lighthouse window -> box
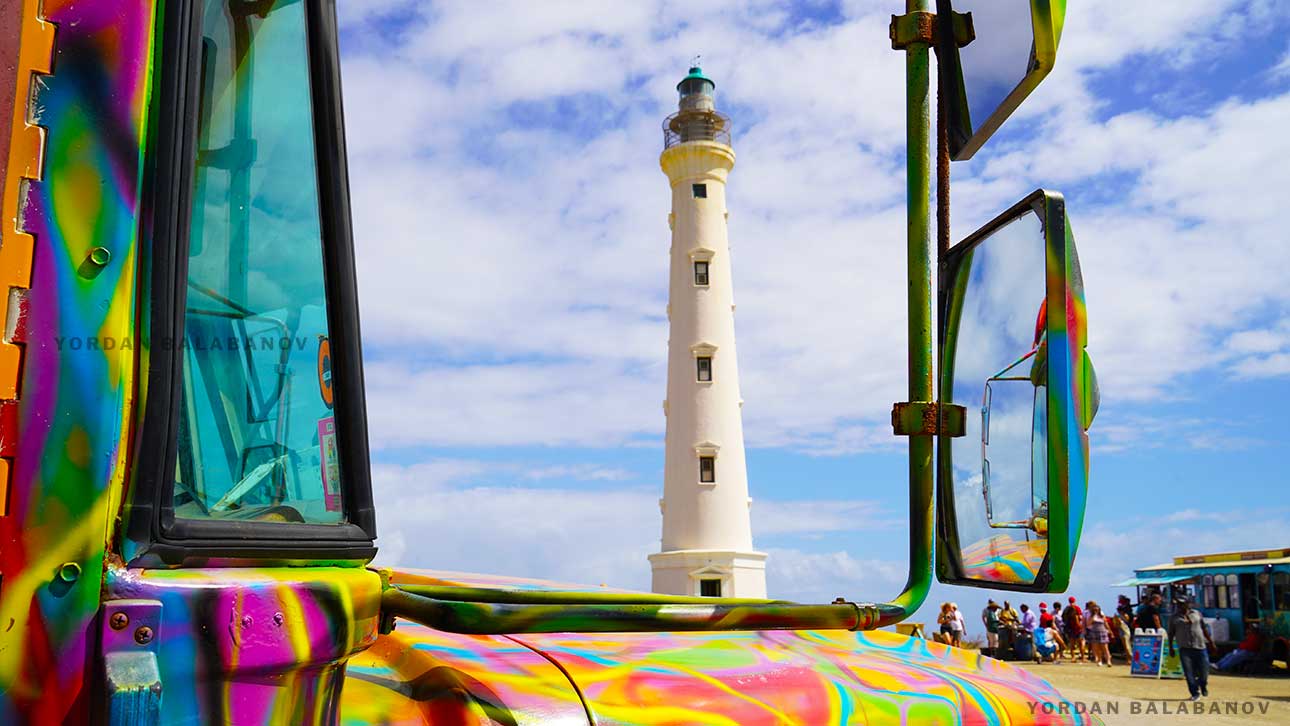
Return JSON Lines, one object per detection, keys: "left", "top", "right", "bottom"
{"left": 694, "top": 261, "right": 710, "bottom": 286}
{"left": 692, "top": 183, "right": 707, "bottom": 198}
{"left": 696, "top": 356, "right": 712, "bottom": 382}
{"left": 700, "top": 579, "right": 722, "bottom": 597}
{"left": 699, "top": 456, "right": 716, "bottom": 483}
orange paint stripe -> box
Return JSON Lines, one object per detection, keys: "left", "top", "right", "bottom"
{"left": 0, "top": 458, "right": 9, "bottom": 516}
{"left": 0, "top": 0, "right": 54, "bottom": 503}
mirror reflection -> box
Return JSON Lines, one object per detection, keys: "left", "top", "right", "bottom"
{"left": 948, "top": 209, "right": 1048, "bottom": 585}
{"left": 955, "top": 1, "right": 1037, "bottom": 140}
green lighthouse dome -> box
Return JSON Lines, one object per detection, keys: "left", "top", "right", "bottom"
{"left": 677, "top": 65, "right": 715, "bottom": 98}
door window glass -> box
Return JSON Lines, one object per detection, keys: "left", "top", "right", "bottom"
{"left": 174, "top": 0, "right": 343, "bottom": 525}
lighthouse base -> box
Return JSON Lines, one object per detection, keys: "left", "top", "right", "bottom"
{"left": 648, "top": 549, "right": 767, "bottom": 599}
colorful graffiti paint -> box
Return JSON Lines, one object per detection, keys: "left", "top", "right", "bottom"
{"left": 104, "top": 566, "right": 382, "bottom": 724}
{"left": 343, "top": 624, "right": 590, "bottom": 726}
{"left": 0, "top": 0, "right": 155, "bottom": 721}
{"left": 962, "top": 534, "right": 1047, "bottom": 585}
{"left": 343, "top": 570, "right": 1100, "bottom": 726}
{"left": 1044, "top": 191, "right": 1093, "bottom": 590}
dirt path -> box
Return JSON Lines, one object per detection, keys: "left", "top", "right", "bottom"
{"left": 1014, "top": 660, "right": 1290, "bottom": 725}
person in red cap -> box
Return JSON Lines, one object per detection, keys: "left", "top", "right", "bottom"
{"left": 1062, "top": 596, "right": 1085, "bottom": 661}
{"left": 1039, "top": 602, "right": 1053, "bottom": 629}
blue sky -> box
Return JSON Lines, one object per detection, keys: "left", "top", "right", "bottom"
{"left": 334, "top": 0, "right": 1290, "bottom": 631}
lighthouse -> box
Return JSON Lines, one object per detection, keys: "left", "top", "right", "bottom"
{"left": 648, "top": 66, "right": 767, "bottom": 598}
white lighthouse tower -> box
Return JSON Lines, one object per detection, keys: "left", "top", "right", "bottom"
{"left": 648, "top": 65, "right": 767, "bottom": 599}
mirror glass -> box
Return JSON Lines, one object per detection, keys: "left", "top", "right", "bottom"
{"left": 946, "top": 209, "right": 1048, "bottom": 585}
{"left": 957, "top": 1, "right": 1035, "bottom": 141}
{"left": 938, "top": 0, "right": 1063, "bottom": 160}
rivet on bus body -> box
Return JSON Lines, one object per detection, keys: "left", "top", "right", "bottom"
{"left": 56, "top": 562, "right": 81, "bottom": 583}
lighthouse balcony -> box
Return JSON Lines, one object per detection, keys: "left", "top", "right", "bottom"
{"left": 663, "top": 110, "right": 732, "bottom": 148}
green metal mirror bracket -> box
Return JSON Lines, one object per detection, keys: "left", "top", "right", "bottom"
{"left": 879, "top": 0, "right": 937, "bottom": 628}
{"left": 380, "top": 587, "right": 905, "bottom": 636}
{"left": 394, "top": 583, "right": 790, "bottom": 606}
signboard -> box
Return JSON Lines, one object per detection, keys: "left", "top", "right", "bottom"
{"left": 1130, "top": 628, "right": 1164, "bottom": 677}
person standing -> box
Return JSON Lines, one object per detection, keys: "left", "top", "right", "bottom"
{"left": 1063, "top": 596, "right": 1085, "bottom": 661}
{"left": 999, "top": 601, "right": 1019, "bottom": 659}
{"left": 1114, "top": 594, "right": 1135, "bottom": 654}
{"left": 1167, "top": 598, "right": 1215, "bottom": 701}
{"left": 982, "top": 601, "right": 1001, "bottom": 657}
{"left": 1001, "top": 601, "right": 1019, "bottom": 627}
{"left": 1020, "top": 603, "right": 1037, "bottom": 633}
{"left": 937, "top": 602, "right": 955, "bottom": 645}
{"left": 1084, "top": 601, "right": 1112, "bottom": 666}
{"left": 1136, "top": 592, "right": 1163, "bottom": 631}
{"left": 1016, "top": 604, "right": 1037, "bottom": 659}
{"left": 950, "top": 603, "right": 966, "bottom": 647}
{"left": 1039, "top": 602, "right": 1053, "bottom": 628}
{"left": 1116, "top": 594, "right": 1135, "bottom": 623}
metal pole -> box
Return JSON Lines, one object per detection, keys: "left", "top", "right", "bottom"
{"left": 396, "top": 584, "right": 789, "bottom": 607}
{"left": 878, "top": 0, "right": 935, "bottom": 628}
{"left": 381, "top": 588, "right": 893, "bottom": 635}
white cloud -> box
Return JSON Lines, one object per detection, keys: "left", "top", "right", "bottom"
{"left": 1224, "top": 319, "right": 1290, "bottom": 379}
{"left": 1090, "top": 413, "right": 1265, "bottom": 454}
{"left": 754, "top": 498, "right": 898, "bottom": 536}
{"left": 371, "top": 459, "right": 900, "bottom": 598}
{"left": 1070, "top": 508, "right": 1290, "bottom": 592}
{"left": 523, "top": 464, "right": 636, "bottom": 482}
{"left": 364, "top": 360, "right": 663, "bottom": 449}
{"left": 336, "top": 0, "right": 1290, "bottom": 463}
{"left": 765, "top": 548, "right": 906, "bottom": 603}
{"left": 1273, "top": 44, "right": 1290, "bottom": 79}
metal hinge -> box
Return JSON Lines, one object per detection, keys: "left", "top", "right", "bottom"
{"left": 891, "top": 401, "right": 966, "bottom": 437}
{"left": 101, "top": 600, "right": 163, "bottom": 726}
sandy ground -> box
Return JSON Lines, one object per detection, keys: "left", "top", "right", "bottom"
{"left": 1013, "top": 658, "right": 1290, "bottom": 726}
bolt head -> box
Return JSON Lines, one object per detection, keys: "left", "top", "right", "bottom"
{"left": 109, "top": 612, "right": 129, "bottom": 630}
{"left": 134, "top": 625, "right": 154, "bottom": 645}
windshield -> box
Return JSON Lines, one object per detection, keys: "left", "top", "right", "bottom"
{"left": 173, "top": 0, "right": 343, "bottom": 525}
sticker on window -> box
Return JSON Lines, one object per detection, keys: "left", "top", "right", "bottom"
{"left": 317, "top": 336, "right": 334, "bottom": 408}
{"left": 318, "top": 417, "right": 341, "bottom": 512}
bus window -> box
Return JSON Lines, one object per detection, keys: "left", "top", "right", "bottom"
{"left": 173, "top": 0, "right": 342, "bottom": 525}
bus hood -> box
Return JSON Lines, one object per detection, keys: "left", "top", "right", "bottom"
{"left": 342, "top": 569, "right": 1097, "bottom": 725}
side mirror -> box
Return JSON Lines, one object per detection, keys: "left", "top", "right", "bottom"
{"left": 936, "top": 189, "right": 1097, "bottom": 591}
{"left": 936, "top": 0, "right": 1065, "bottom": 160}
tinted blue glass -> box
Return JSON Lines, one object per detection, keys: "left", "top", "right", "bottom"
{"left": 174, "top": 0, "right": 343, "bottom": 524}
{"left": 955, "top": 2, "right": 1034, "bottom": 133}
{"left": 949, "top": 210, "right": 1047, "bottom": 584}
